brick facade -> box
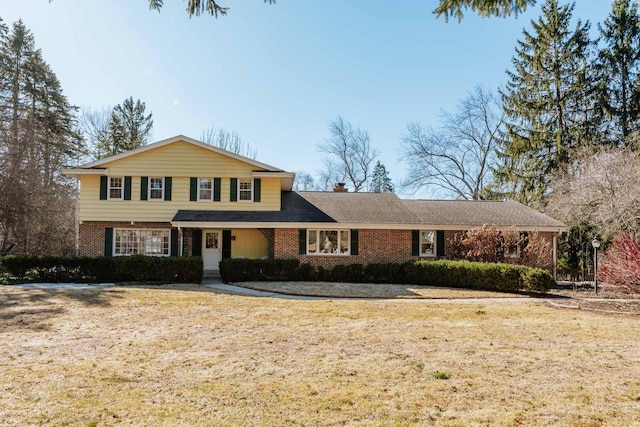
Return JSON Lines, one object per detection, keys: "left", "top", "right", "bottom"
{"left": 79, "top": 221, "right": 172, "bottom": 256}
{"left": 274, "top": 228, "right": 556, "bottom": 272}
{"left": 80, "top": 223, "right": 556, "bottom": 272}
{"left": 274, "top": 228, "right": 421, "bottom": 269}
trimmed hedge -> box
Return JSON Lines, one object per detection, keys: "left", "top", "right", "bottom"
{"left": 219, "top": 258, "right": 554, "bottom": 293}
{"left": 219, "top": 258, "right": 300, "bottom": 282}
{"left": 0, "top": 255, "right": 203, "bottom": 284}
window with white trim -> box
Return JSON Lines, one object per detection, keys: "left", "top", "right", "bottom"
{"left": 198, "top": 178, "right": 213, "bottom": 201}
{"left": 149, "top": 177, "right": 164, "bottom": 200}
{"left": 506, "top": 243, "right": 520, "bottom": 258}
{"left": 239, "top": 179, "right": 253, "bottom": 202}
{"left": 114, "top": 229, "right": 170, "bottom": 256}
{"left": 307, "top": 230, "right": 350, "bottom": 255}
{"left": 420, "top": 230, "right": 436, "bottom": 257}
{"left": 108, "top": 177, "right": 123, "bottom": 200}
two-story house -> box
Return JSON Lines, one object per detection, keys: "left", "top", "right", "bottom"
{"left": 63, "top": 135, "right": 565, "bottom": 274}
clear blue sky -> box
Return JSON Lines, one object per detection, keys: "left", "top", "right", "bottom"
{"left": 0, "top": 1, "right": 612, "bottom": 194}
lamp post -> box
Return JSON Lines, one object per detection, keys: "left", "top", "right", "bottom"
{"left": 592, "top": 238, "right": 601, "bottom": 294}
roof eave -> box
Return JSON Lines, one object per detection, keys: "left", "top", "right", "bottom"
{"left": 62, "top": 168, "right": 107, "bottom": 176}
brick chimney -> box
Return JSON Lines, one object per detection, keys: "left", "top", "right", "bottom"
{"left": 333, "top": 182, "right": 348, "bottom": 192}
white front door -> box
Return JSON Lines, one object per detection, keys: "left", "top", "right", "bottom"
{"left": 203, "top": 230, "right": 222, "bottom": 270}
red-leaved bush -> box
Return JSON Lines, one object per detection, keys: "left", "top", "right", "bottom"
{"left": 600, "top": 234, "right": 640, "bottom": 292}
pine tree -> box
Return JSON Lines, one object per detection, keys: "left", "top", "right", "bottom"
{"left": 598, "top": 0, "right": 640, "bottom": 147}
{"left": 496, "top": 0, "right": 599, "bottom": 204}
{"left": 103, "top": 96, "right": 153, "bottom": 155}
{"left": 0, "top": 19, "right": 82, "bottom": 254}
{"left": 370, "top": 160, "right": 394, "bottom": 193}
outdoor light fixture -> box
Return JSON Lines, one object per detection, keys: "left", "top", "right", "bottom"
{"left": 592, "top": 238, "right": 601, "bottom": 294}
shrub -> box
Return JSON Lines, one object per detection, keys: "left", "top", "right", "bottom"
{"left": 0, "top": 255, "right": 202, "bottom": 284}
{"left": 328, "top": 263, "right": 365, "bottom": 283}
{"left": 363, "top": 263, "right": 407, "bottom": 283}
{"left": 114, "top": 254, "right": 156, "bottom": 281}
{"left": 219, "top": 258, "right": 300, "bottom": 282}
{"left": 600, "top": 234, "right": 640, "bottom": 292}
{"left": 155, "top": 256, "right": 203, "bottom": 283}
{"left": 219, "top": 258, "right": 553, "bottom": 293}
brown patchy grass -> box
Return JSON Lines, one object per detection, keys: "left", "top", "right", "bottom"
{"left": 237, "top": 281, "right": 529, "bottom": 299}
{"left": 1, "top": 285, "right": 639, "bottom": 426}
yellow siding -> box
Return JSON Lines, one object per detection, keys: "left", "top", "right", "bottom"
{"left": 231, "top": 229, "right": 268, "bottom": 259}
{"left": 101, "top": 140, "right": 262, "bottom": 177}
{"left": 77, "top": 140, "right": 282, "bottom": 222}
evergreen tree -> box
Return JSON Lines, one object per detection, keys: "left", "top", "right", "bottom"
{"left": 370, "top": 160, "right": 394, "bottom": 193}
{"left": 434, "top": 0, "right": 536, "bottom": 21}
{"left": 0, "top": 19, "right": 82, "bottom": 254}
{"left": 104, "top": 96, "right": 153, "bottom": 155}
{"left": 598, "top": 0, "right": 640, "bottom": 147}
{"left": 496, "top": 0, "right": 599, "bottom": 204}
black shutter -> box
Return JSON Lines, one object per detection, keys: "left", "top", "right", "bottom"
{"left": 412, "top": 230, "right": 420, "bottom": 256}
{"left": 222, "top": 230, "right": 232, "bottom": 259}
{"left": 298, "top": 229, "right": 307, "bottom": 254}
{"left": 192, "top": 230, "right": 202, "bottom": 256}
{"left": 164, "top": 177, "right": 172, "bottom": 201}
{"left": 350, "top": 229, "right": 359, "bottom": 255}
{"left": 140, "top": 177, "right": 148, "bottom": 200}
{"left": 124, "top": 176, "right": 132, "bottom": 200}
{"left": 190, "top": 177, "right": 197, "bottom": 201}
{"left": 214, "top": 178, "right": 221, "bottom": 202}
{"left": 170, "top": 228, "right": 178, "bottom": 256}
{"left": 230, "top": 178, "right": 238, "bottom": 202}
{"left": 104, "top": 227, "right": 113, "bottom": 256}
{"left": 254, "top": 178, "right": 261, "bottom": 202}
{"left": 100, "top": 176, "right": 108, "bottom": 200}
{"left": 437, "top": 230, "right": 445, "bottom": 257}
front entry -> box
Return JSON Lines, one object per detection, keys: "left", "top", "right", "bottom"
{"left": 203, "top": 230, "right": 222, "bottom": 270}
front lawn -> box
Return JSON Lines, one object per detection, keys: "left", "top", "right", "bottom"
{"left": 0, "top": 285, "right": 638, "bottom": 425}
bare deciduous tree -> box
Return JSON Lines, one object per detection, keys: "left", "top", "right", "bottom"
{"left": 546, "top": 147, "right": 640, "bottom": 238}
{"left": 400, "top": 85, "right": 502, "bottom": 199}
{"left": 293, "top": 171, "right": 316, "bottom": 191}
{"left": 80, "top": 106, "right": 112, "bottom": 161}
{"left": 201, "top": 126, "right": 257, "bottom": 159}
{"left": 317, "top": 116, "right": 378, "bottom": 192}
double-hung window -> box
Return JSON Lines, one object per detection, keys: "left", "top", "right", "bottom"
{"left": 198, "top": 178, "right": 213, "bottom": 201}
{"left": 239, "top": 179, "right": 253, "bottom": 202}
{"left": 307, "top": 230, "right": 350, "bottom": 255}
{"left": 108, "top": 177, "right": 123, "bottom": 200}
{"left": 149, "top": 177, "right": 164, "bottom": 200}
{"left": 113, "top": 228, "right": 170, "bottom": 256}
{"left": 420, "top": 230, "right": 436, "bottom": 257}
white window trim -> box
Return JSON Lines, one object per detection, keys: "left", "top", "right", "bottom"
{"left": 238, "top": 179, "right": 253, "bottom": 203}
{"left": 197, "top": 178, "right": 215, "bottom": 202}
{"left": 113, "top": 228, "right": 171, "bottom": 257}
{"left": 107, "top": 177, "right": 124, "bottom": 200}
{"left": 506, "top": 244, "right": 521, "bottom": 259}
{"left": 148, "top": 177, "right": 165, "bottom": 201}
{"left": 306, "top": 229, "right": 351, "bottom": 256}
{"left": 420, "top": 230, "right": 437, "bottom": 257}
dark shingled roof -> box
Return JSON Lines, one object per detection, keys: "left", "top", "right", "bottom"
{"left": 172, "top": 191, "right": 565, "bottom": 230}
{"left": 402, "top": 200, "right": 565, "bottom": 228}
{"left": 172, "top": 191, "right": 336, "bottom": 223}
{"left": 296, "top": 191, "right": 422, "bottom": 224}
